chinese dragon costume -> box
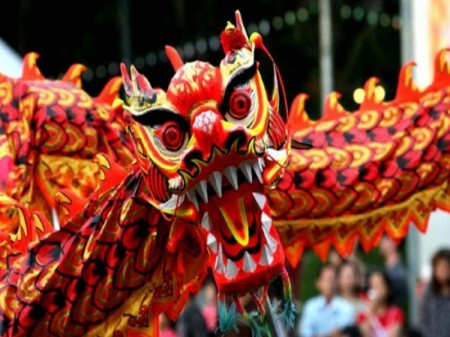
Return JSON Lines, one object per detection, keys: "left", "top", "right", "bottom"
{"left": 0, "top": 9, "right": 449, "bottom": 337}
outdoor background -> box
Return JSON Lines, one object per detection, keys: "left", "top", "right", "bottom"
{"left": 0, "top": 0, "right": 401, "bottom": 115}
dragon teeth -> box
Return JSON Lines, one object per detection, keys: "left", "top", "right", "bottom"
{"left": 259, "top": 245, "right": 274, "bottom": 266}
{"left": 186, "top": 189, "right": 199, "bottom": 211}
{"left": 263, "top": 227, "right": 278, "bottom": 252}
{"left": 253, "top": 192, "right": 266, "bottom": 210}
{"left": 258, "top": 157, "right": 265, "bottom": 170}
{"left": 195, "top": 180, "right": 208, "bottom": 203}
{"left": 239, "top": 161, "right": 253, "bottom": 183}
{"left": 215, "top": 244, "right": 226, "bottom": 274}
{"left": 185, "top": 158, "right": 265, "bottom": 206}
{"left": 261, "top": 212, "right": 271, "bottom": 231}
{"left": 252, "top": 161, "right": 263, "bottom": 183}
{"left": 202, "top": 212, "right": 212, "bottom": 231}
{"left": 224, "top": 166, "right": 239, "bottom": 190}
{"left": 208, "top": 171, "right": 223, "bottom": 197}
{"left": 225, "top": 260, "right": 239, "bottom": 279}
{"left": 243, "top": 252, "right": 257, "bottom": 273}
{"left": 207, "top": 232, "right": 217, "bottom": 253}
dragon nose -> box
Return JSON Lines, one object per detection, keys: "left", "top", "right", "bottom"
{"left": 193, "top": 110, "right": 219, "bottom": 133}
{"left": 191, "top": 110, "right": 226, "bottom": 148}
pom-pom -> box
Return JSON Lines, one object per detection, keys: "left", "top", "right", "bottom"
{"left": 220, "top": 22, "right": 248, "bottom": 53}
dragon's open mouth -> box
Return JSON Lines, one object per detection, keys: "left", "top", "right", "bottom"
{"left": 165, "top": 156, "right": 285, "bottom": 295}
{"left": 160, "top": 149, "right": 295, "bottom": 330}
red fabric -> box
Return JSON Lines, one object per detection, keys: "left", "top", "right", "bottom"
{"left": 357, "top": 305, "right": 405, "bottom": 330}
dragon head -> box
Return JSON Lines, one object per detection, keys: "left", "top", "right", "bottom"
{"left": 121, "top": 10, "right": 295, "bottom": 332}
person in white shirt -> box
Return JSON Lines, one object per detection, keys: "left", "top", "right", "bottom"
{"left": 299, "top": 263, "right": 357, "bottom": 337}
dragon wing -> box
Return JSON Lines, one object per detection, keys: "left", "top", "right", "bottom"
{"left": 271, "top": 48, "right": 450, "bottom": 267}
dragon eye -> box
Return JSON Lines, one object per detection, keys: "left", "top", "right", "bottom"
{"left": 158, "top": 121, "right": 185, "bottom": 151}
{"left": 229, "top": 90, "right": 251, "bottom": 119}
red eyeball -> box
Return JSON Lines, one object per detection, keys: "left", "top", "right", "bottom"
{"left": 229, "top": 90, "right": 251, "bottom": 119}
{"left": 157, "top": 121, "right": 184, "bottom": 151}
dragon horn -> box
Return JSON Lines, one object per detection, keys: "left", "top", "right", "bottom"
{"left": 136, "top": 73, "right": 154, "bottom": 102}
{"left": 120, "top": 63, "right": 156, "bottom": 111}
{"left": 120, "top": 63, "right": 134, "bottom": 97}
{"left": 165, "top": 45, "right": 184, "bottom": 72}
{"left": 130, "top": 65, "right": 139, "bottom": 82}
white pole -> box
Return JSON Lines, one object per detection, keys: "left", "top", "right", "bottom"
{"left": 319, "top": 0, "right": 333, "bottom": 114}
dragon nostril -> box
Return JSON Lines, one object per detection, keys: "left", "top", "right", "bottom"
{"left": 225, "top": 130, "right": 248, "bottom": 150}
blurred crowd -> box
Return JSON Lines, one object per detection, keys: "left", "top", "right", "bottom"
{"left": 296, "top": 236, "right": 450, "bottom": 337}
{"left": 158, "top": 236, "right": 450, "bottom": 337}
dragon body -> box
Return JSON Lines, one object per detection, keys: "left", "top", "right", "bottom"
{"left": 0, "top": 54, "right": 134, "bottom": 248}
{"left": 0, "top": 10, "right": 449, "bottom": 337}
{"left": 275, "top": 57, "right": 450, "bottom": 266}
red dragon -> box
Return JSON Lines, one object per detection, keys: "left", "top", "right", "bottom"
{"left": 0, "top": 9, "right": 449, "bottom": 337}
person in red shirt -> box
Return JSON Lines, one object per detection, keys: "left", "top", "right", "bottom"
{"left": 357, "top": 269, "right": 405, "bottom": 337}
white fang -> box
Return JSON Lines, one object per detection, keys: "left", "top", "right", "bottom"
{"left": 202, "top": 212, "right": 212, "bottom": 231}
{"left": 263, "top": 227, "right": 278, "bottom": 252}
{"left": 224, "top": 166, "right": 239, "bottom": 190}
{"left": 259, "top": 245, "right": 274, "bottom": 266}
{"left": 195, "top": 180, "right": 208, "bottom": 203}
{"left": 225, "top": 260, "right": 239, "bottom": 279}
{"left": 243, "top": 252, "right": 257, "bottom": 273}
{"left": 215, "top": 244, "right": 226, "bottom": 274}
{"left": 261, "top": 212, "right": 272, "bottom": 231}
{"left": 252, "top": 192, "right": 266, "bottom": 209}
{"left": 208, "top": 171, "right": 223, "bottom": 197}
{"left": 239, "top": 161, "right": 253, "bottom": 183}
{"left": 187, "top": 188, "right": 199, "bottom": 211}
{"left": 207, "top": 233, "right": 217, "bottom": 253}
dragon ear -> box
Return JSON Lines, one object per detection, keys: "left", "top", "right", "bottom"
{"left": 120, "top": 63, "right": 156, "bottom": 115}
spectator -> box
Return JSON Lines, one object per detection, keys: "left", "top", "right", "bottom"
{"left": 357, "top": 269, "right": 404, "bottom": 337}
{"left": 328, "top": 249, "right": 345, "bottom": 269}
{"left": 337, "top": 260, "right": 367, "bottom": 317}
{"left": 298, "top": 263, "right": 356, "bottom": 337}
{"left": 200, "top": 279, "right": 218, "bottom": 337}
{"left": 159, "top": 312, "right": 179, "bottom": 337}
{"left": 176, "top": 294, "right": 210, "bottom": 337}
{"left": 378, "top": 235, "right": 408, "bottom": 309}
{"left": 415, "top": 248, "right": 450, "bottom": 337}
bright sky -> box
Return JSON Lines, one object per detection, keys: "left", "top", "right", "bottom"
{"left": 0, "top": 38, "right": 22, "bottom": 78}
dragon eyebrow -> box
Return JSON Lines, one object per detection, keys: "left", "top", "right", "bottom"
{"left": 131, "top": 108, "right": 189, "bottom": 131}
{"left": 220, "top": 63, "right": 257, "bottom": 113}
